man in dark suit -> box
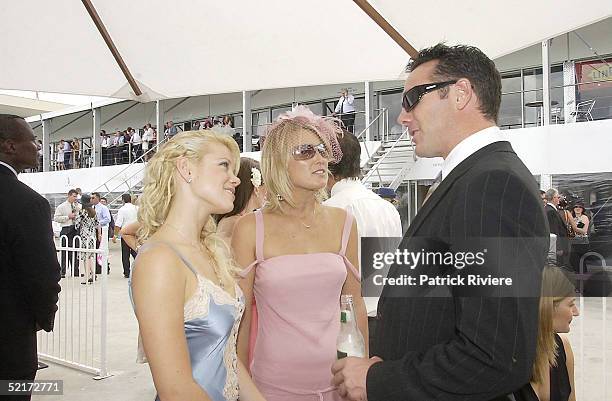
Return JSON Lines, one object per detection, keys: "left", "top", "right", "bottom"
{"left": 0, "top": 115, "right": 61, "bottom": 399}
{"left": 544, "top": 188, "right": 569, "bottom": 267}
{"left": 332, "top": 44, "right": 549, "bottom": 401}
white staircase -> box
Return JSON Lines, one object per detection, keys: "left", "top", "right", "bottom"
{"left": 362, "top": 132, "right": 415, "bottom": 189}
{"left": 93, "top": 139, "right": 169, "bottom": 216}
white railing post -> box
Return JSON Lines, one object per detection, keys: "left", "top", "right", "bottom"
{"left": 95, "top": 226, "right": 111, "bottom": 379}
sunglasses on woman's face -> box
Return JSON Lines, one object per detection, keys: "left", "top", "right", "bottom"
{"left": 401, "top": 80, "right": 457, "bottom": 112}
{"left": 292, "top": 143, "right": 329, "bottom": 161}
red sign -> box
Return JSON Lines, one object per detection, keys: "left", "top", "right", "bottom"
{"left": 576, "top": 59, "right": 612, "bottom": 90}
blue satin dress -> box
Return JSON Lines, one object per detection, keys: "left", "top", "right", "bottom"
{"left": 130, "top": 243, "right": 244, "bottom": 401}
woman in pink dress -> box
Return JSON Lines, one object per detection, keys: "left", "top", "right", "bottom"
{"left": 233, "top": 106, "right": 368, "bottom": 401}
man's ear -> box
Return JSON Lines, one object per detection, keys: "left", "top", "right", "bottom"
{"left": 0, "top": 138, "right": 16, "bottom": 155}
{"left": 453, "top": 78, "right": 473, "bottom": 111}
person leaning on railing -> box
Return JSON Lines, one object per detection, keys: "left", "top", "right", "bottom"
{"left": 72, "top": 137, "right": 81, "bottom": 168}
{"left": 100, "top": 131, "right": 109, "bottom": 166}
{"left": 143, "top": 124, "right": 155, "bottom": 161}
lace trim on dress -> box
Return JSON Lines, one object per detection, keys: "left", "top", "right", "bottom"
{"left": 222, "top": 289, "right": 244, "bottom": 401}
{"left": 183, "top": 276, "right": 242, "bottom": 320}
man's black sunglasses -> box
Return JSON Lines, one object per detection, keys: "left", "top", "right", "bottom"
{"left": 401, "top": 80, "right": 457, "bottom": 111}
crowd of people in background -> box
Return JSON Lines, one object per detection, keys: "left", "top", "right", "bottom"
{"left": 543, "top": 188, "right": 594, "bottom": 274}
{"left": 100, "top": 124, "right": 156, "bottom": 166}
{"left": 37, "top": 115, "right": 239, "bottom": 172}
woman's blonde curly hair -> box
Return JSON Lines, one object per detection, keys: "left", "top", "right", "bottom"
{"left": 137, "top": 130, "right": 241, "bottom": 283}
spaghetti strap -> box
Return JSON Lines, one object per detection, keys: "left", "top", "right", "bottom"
{"left": 140, "top": 241, "right": 199, "bottom": 278}
{"left": 339, "top": 210, "right": 354, "bottom": 256}
{"left": 238, "top": 260, "right": 257, "bottom": 278}
{"left": 255, "top": 210, "right": 265, "bottom": 262}
{"left": 239, "top": 211, "right": 264, "bottom": 278}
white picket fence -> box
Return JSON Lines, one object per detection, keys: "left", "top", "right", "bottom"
{"left": 37, "top": 227, "right": 111, "bottom": 379}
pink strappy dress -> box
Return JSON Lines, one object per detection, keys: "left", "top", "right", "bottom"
{"left": 240, "top": 209, "right": 360, "bottom": 401}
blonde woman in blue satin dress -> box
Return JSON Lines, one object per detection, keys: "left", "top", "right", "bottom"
{"left": 130, "top": 130, "right": 266, "bottom": 401}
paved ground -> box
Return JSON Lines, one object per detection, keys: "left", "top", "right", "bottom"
{"left": 33, "top": 243, "right": 612, "bottom": 400}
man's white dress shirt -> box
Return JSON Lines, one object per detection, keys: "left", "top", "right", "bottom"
{"left": 53, "top": 201, "right": 80, "bottom": 227}
{"left": 324, "top": 178, "right": 402, "bottom": 316}
{"left": 440, "top": 125, "right": 507, "bottom": 182}
{"left": 0, "top": 161, "right": 18, "bottom": 176}
{"left": 115, "top": 203, "right": 138, "bottom": 229}
{"left": 334, "top": 94, "right": 355, "bottom": 114}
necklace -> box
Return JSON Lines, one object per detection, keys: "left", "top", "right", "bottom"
{"left": 298, "top": 206, "right": 318, "bottom": 229}
{"left": 165, "top": 222, "right": 225, "bottom": 289}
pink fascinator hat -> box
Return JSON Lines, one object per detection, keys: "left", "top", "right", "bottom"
{"left": 263, "top": 105, "right": 343, "bottom": 164}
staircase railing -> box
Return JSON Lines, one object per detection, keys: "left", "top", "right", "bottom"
{"left": 354, "top": 108, "right": 388, "bottom": 183}
{"left": 388, "top": 135, "right": 416, "bottom": 190}
{"left": 93, "top": 137, "right": 170, "bottom": 207}
{"left": 362, "top": 127, "right": 410, "bottom": 186}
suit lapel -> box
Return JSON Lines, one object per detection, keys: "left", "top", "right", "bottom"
{"left": 406, "top": 141, "right": 515, "bottom": 237}
{"left": 382, "top": 141, "right": 516, "bottom": 298}
{"left": 546, "top": 204, "right": 567, "bottom": 231}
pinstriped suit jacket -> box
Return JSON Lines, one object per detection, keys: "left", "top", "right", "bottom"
{"left": 366, "top": 141, "right": 550, "bottom": 401}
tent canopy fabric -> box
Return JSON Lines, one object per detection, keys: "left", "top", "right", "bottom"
{"left": 0, "top": 94, "right": 68, "bottom": 118}
{"left": 1, "top": 1, "right": 611, "bottom": 101}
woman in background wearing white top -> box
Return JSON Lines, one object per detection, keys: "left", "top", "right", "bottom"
{"left": 130, "top": 127, "right": 142, "bottom": 161}
{"left": 56, "top": 140, "right": 64, "bottom": 170}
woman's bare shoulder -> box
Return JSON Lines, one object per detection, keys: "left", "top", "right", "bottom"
{"left": 133, "top": 240, "right": 187, "bottom": 284}
{"left": 321, "top": 205, "right": 348, "bottom": 223}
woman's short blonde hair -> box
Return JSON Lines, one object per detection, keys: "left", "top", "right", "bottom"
{"left": 531, "top": 265, "right": 576, "bottom": 384}
{"left": 137, "top": 130, "right": 240, "bottom": 281}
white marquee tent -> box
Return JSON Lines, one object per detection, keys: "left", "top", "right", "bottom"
{"left": 0, "top": 94, "right": 68, "bottom": 117}
{"left": 1, "top": 0, "right": 611, "bottom": 101}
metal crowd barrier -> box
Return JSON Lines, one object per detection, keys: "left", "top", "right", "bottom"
{"left": 37, "top": 227, "right": 111, "bottom": 380}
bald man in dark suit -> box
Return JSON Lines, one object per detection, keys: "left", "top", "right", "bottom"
{"left": 0, "top": 115, "right": 61, "bottom": 400}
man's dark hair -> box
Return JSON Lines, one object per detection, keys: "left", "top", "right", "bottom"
{"left": 328, "top": 130, "right": 361, "bottom": 179}
{"left": 100, "top": 197, "right": 108, "bottom": 202}
{"left": 68, "top": 189, "right": 78, "bottom": 196}
{"left": 407, "top": 44, "right": 502, "bottom": 122}
{"left": 122, "top": 193, "right": 132, "bottom": 203}
{"left": 0, "top": 114, "right": 25, "bottom": 142}
{"left": 91, "top": 192, "right": 101, "bottom": 199}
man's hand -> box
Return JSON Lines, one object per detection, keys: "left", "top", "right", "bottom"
{"left": 68, "top": 212, "right": 76, "bottom": 219}
{"left": 331, "top": 356, "right": 382, "bottom": 401}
